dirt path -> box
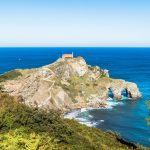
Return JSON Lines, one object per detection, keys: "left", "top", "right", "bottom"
{"left": 41, "top": 68, "right": 55, "bottom": 107}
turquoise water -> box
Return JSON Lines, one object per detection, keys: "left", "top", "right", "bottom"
{"left": 0, "top": 47, "right": 150, "bottom": 147}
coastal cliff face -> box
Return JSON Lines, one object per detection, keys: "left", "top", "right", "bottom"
{"left": 0, "top": 57, "right": 141, "bottom": 112}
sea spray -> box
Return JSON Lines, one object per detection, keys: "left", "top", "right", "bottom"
{"left": 64, "top": 100, "right": 124, "bottom": 127}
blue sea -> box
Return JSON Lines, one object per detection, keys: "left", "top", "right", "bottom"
{"left": 0, "top": 47, "right": 150, "bottom": 147}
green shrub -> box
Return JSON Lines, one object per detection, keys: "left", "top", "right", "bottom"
{"left": 0, "top": 70, "right": 22, "bottom": 82}
{"left": 0, "top": 92, "right": 147, "bottom": 150}
{"left": 0, "top": 128, "right": 58, "bottom": 150}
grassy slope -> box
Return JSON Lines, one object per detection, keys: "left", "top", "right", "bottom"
{"left": 0, "top": 70, "right": 22, "bottom": 82}
{"left": 0, "top": 91, "right": 147, "bottom": 150}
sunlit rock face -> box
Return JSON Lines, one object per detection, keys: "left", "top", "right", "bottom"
{"left": 110, "top": 80, "right": 125, "bottom": 100}
{"left": 67, "top": 57, "right": 88, "bottom": 77}
{"left": 0, "top": 57, "right": 141, "bottom": 112}
{"left": 125, "top": 82, "right": 141, "bottom": 99}
{"left": 108, "top": 80, "right": 141, "bottom": 100}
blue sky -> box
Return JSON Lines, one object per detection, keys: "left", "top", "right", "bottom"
{"left": 0, "top": 0, "right": 150, "bottom": 47}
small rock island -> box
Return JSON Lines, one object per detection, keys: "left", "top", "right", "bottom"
{"left": 0, "top": 56, "right": 141, "bottom": 113}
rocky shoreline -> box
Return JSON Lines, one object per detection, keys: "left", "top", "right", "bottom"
{"left": 0, "top": 57, "right": 141, "bottom": 113}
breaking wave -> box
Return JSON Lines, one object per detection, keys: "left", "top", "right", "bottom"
{"left": 64, "top": 99, "right": 124, "bottom": 127}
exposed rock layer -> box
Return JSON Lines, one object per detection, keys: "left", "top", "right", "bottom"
{"left": 0, "top": 57, "right": 141, "bottom": 112}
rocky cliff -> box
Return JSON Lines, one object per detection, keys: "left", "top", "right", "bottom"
{"left": 0, "top": 57, "right": 141, "bottom": 112}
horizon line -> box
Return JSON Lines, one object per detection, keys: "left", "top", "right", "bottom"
{"left": 0, "top": 46, "right": 150, "bottom": 48}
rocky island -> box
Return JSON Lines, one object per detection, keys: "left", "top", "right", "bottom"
{"left": 0, "top": 56, "right": 141, "bottom": 113}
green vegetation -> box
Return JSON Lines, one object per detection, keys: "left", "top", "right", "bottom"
{"left": 0, "top": 70, "right": 22, "bottom": 82}
{"left": 64, "top": 75, "right": 112, "bottom": 102}
{"left": 0, "top": 128, "right": 58, "bottom": 150}
{"left": 65, "top": 74, "right": 97, "bottom": 101}
{"left": 0, "top": 91, "right": 147, "bottom": 150}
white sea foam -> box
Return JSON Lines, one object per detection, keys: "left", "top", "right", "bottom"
{"left": 107, "top": 97, "right": 113, "bottom": 101}
{"left": 105, "top": 100, "right": 123, "bottom": 109}
{"left": 80, "top": 121, "right": 98, "bottom": 127}
{"left": 64, "top": 109, "right": 98, "bottom": 127}
{"left": 64, "top": 110, "right": 80, "bottom": 119}
{"left": 81, "top": 108, "right": 87, "bottom": 112}
{"left": 64, "top": 99, "right": 124, "bottom": 127}
{"left": 121, "top": 95, "right": 128, "bottom": 100}
{"left": 100, "top": 120, "right": 104, "bottom": 122}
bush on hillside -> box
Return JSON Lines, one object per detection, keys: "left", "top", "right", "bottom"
{"left": 0, "top": 91, "right": 146, "bottom": 150}
{"left": 0, "top": 70, "right": 22, "bottom": 82}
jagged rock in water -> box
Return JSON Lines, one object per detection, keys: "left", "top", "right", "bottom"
{"left": 110, "top": 80, "right": 126, "bottom": 100}
{"left": 0, "top": 57, "right": 141, "bottom": 112}
{"left": 126, "top": 82, "right": 141, "bottom": 99}
{"left": 109, "top": 80, "right": 141, "bottom": 100}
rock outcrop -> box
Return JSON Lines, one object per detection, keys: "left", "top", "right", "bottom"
{"left": 126, "top": 82, "right": 141, "bottom": 99}
{"left": 0, "top": 57, "right": 141, "bottom": 112}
